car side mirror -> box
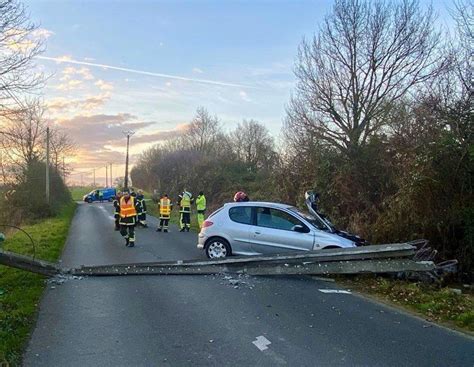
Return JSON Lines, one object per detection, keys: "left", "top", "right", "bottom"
{"left": 292, "top": 225, "right": 309, "bottom": 233}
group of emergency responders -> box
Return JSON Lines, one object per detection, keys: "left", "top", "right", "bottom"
{"left": 112, "top": 188, "right": 208, "bottom": 247}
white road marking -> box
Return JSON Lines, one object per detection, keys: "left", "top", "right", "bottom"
{"left": 98, "top": 205, "right": 115, "bottom": 221}
{"left": 252, "top": 336, "right": 271, "bottom": 351}
{"left": 318, "top": 289, "right": 352, "bottom": 294}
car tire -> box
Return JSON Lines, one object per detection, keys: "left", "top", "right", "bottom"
{"left": 86, "top": 198, "right": 93, "bottom": 204}
{"left": 108, "top": 197, "right": 114, "bottom": 202}
{"left": 205, "top": 237, "right": 231, "bottom": 259}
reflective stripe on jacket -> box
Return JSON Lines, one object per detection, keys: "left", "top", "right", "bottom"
{"left": 160, "top": 198, "right": 171, "bottom": 217}
{"left": 180, "top": 192, "right": 192, "bottom": 211}
{"left": 120, "top": 197, "right": 137, "bottom": 218}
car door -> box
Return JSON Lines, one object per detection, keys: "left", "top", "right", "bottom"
{"left": 226, "top": 206, "right": 254, "bottom": 254}
{"left": 250, "top": 207, "right": 315, "bottom": 254}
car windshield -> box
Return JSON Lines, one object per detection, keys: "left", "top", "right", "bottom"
{"left": 288, "top": 207, "right": 330, "bottom": 231}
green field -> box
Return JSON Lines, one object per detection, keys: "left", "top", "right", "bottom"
{"left": 0, "top": 203, "right": 76, "bottom": 366}
{"left": 69, "top": 186, "right": 95, "bottom": 201}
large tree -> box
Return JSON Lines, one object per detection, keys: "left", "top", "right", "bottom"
{"left": 0, "top": 0, "right": 44, "bottom": 112}
{"left": 286, "top": 0, "right": 444, "bottom": 157}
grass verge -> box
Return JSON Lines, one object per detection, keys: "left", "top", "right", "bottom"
{"left": 69, "top": 186, "right": 95, "bottom": 201}
{"left": 340, "top": 275, "right": 473, "bottom": 334}
{"left": 147, "top": 199, "right": 200, "bottom": 231}
{"left": 0, "top": 202, "right": 76, "bottom": 366}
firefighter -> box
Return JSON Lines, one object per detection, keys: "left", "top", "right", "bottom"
{"left": 157, "top": 193, "right": 172, "bottom": 232}
{"left": 178, "top": 189, "right": 193, "bottom": 232}
{"left": 119, "top": 188, "right": 141, "bottom": 247}
{"left": 195, "top": 191, "right": 206, "bottom": 228}
{"left": 98, "top": 190, "right": 104, "bottom": 203}
{"left": 113, "top": 191, "right": 122, "bottom": 231}
{"left": 136, "top": 190, "right": 148, "bottom": 228}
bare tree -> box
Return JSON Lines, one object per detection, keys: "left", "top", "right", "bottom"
{"left": 49, "top": 127, "right": 76, "bottom": 173}
{"left": 0, "top": 98, "right": 45, "bottom": 168}
{"left": 182, "top": 107, "right": 221, "bottom": 153}
{"left": 287, "top": 0, "right": 445, "bottom": 156}
{"left": 450, "top": 0, "right": 472, "bottom": 95}
{"left": 0, "top": 0, "right": 44, "bottom": 111}
{"left": 230, "top": 119, "right": 276, "bottom": 171}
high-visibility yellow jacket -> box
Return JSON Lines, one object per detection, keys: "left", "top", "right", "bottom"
{"left": 179, "top": 192, "right": 192, "bottom": 212}
{"left": 196, "top": 195, "right": 206, "bottom": 212}
{"left": 159, "top": 197, "right": 172, "bottom": 218}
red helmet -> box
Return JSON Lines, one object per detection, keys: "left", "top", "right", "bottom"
{"left": 234, "top": 191, "right": 249, "bottom": 202}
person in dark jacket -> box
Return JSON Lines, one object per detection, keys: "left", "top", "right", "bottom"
{"left": 136, "top": 190, "right": 148, "bottom": 228}
{"left": 113, "top": 191, "right": 122, "bottom": 230}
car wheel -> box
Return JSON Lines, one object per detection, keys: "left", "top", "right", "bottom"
{"left": 108, "top": 197, "right": 114, "bottom": 202}
{"left": 87, "top": 198, "right": 93, "bottom": 203}
{"left": 205, "top": 238, "right": 231, "bottom": 259}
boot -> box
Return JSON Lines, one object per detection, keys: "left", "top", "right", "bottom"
{"left": 164, "top": 229, "right": 168, "bottom": 233}
{"left": 125, "top": 238, "right": 130, "bottom": 247}
{"left": 186, "top": 227, "right": 190, "bottom": 232}
{"left": 129, "top": 240, "right": 135, "bottom": 247}
{"left": 180, "top": 228, "right": 185, "bottom": 232}
{"left": 156, "top": 228, "right": 162, "bottom": 232}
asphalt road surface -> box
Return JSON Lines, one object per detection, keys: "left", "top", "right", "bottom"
{"left": 23, "top": 202, "right": 474, "bottom": 366}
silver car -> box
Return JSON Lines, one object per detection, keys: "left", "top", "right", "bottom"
{"left": 197, "top": 202, "right": 357, "bottom": 259}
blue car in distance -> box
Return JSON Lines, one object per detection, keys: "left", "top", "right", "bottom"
{"left": 83, "top": 187, "right": 117, "bottom": 203}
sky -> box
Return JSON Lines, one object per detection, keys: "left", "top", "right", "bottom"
{"left": 22, "top": 0, "right": 454, "bottom": 185}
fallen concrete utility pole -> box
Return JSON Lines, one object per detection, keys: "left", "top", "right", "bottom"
{"left": 0, "top": 249, "right": 62, "bottom": 277}
{"left": 69, "top": 243, "right": 434, "bottom": 276}
{"left": 1, "top": 243, "right": 435, "bottom": 277}
{"left": 71, "top": 259, "right": 434, "bottom": 276}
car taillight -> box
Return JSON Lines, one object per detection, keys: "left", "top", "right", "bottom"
{"left": 202, "top": 220, "right": 213, "bottom": 228}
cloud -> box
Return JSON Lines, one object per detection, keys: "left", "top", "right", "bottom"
{"left": 56, "top": 79, "right": 83, "bottom": 91}
{"left": 46, "top": 92, "right": 111, "bottom": 113}
{"left": 239, "top": 90, "right": 251, "bottom": 102}
{"left": 31, "top": 28, "right": 55, "bottom": 39}
{"left": 55, "top": 113, "right": 155, "bottom": 150}
{"left": 95, "top": 79, "right": 114, "bottom": 91}
{"left": 192, "top": 67, "right": 204, "bottom": 74}
{"left": 132, "top": 124, "right": 189, "bottom": 144}
{"left": 60, "top": 66, "right": 94, "bottom": 81}
{"left": 38, "top": 56, "right": 258, "bottom": 89}
{"left": 5, "top": 27, "right": 53, "bottom": 52}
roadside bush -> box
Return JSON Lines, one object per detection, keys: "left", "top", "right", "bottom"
{"left": 8, "top": 159, "right": 71, "bottom": 221}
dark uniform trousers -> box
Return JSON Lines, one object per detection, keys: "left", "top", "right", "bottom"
{"left": 119, "top": 216, "right": 136, "bottom": 244}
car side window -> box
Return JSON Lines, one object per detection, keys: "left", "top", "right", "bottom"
{"left": 256, "top": 207, "right": 307, "bottom": 232}
{"left": 229, "top": 206, "right": 253, "bottom": 225}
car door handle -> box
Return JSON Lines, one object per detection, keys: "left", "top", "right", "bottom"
{"left": 254, "top": 231, "right": 261, "bottom": 235}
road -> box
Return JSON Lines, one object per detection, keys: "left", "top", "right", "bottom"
{"left": 23, "top": 202, "right": 473, "bottom": 366}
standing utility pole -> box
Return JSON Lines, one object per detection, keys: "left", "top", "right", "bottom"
{"left": 110, "top": 163, "right": 113, "bottom": 187}
{"left": 123, "top": 130, "right": 135, "bottom": 189}
{"left": 45, "top": 127, "right": 50, "bottom": 204}
{"left": 93, "top": 168, "right": 96, "bottom": 187}
{"left": 105, "top": 165, "right": 108, "bottom": 187}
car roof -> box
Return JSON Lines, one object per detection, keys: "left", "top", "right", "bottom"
{"left": 223, "top": 201, "right": 295, "bottom": 210}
